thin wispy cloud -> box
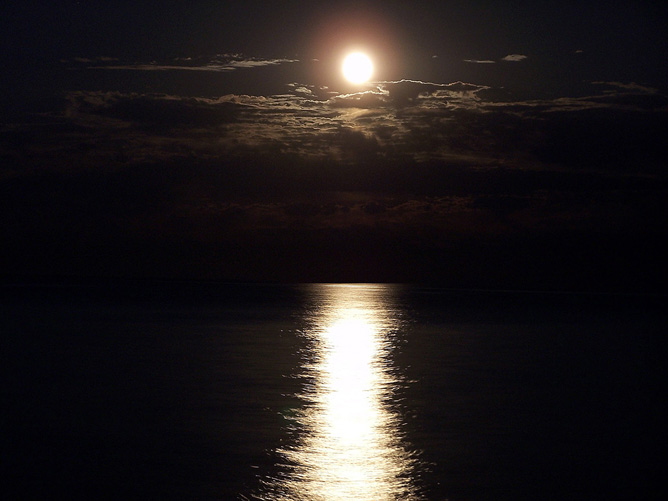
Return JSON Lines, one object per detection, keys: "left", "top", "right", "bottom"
{"left": 501, "top": 54, "right": 528, "bottom": 62}
{"left": 464, "top": 55, "right": 526, "bottom": 63}
{"left": 68, "top": 56, "right": 119, "bottom": 63}
{"left": 592, "top": 81, "right": 658, "bottom": 94}
{"left": 76, "top": 54, "right": 298, "bottom": 72}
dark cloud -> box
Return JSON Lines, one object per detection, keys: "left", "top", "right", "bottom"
{"left": 4, "top": 75, "right": 665, "bottom": 176}
{"left": 331, "top": 127, "right": 381, "bottom": 161}
{"left": 3, "top": 153, "right": 664, "bottom": 287}
{"left": 2, "top": 3, "right": 667, "bottom": 290}
{"left": 89, "top": 93, "right": 241, "bottom": 128}
{"left": 3, "top": 64, "right": 667, "bottom": 287}
{"left": 381, "top": 80, "right": 445, "bottom": 105}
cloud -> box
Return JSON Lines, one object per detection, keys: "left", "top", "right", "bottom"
{"left": 382, "top": 80, "right": 444, "bottom": 104}
{"left": 483, "top": 82, "right": 667, "bottom": 115}
{"left": 328, "top": 90, "right": 388, "bottom": 109}
{"left": 291, "top": 86, "right": 315, "bottom": 97}
{"left": 287, "top": 82, "right": 334, "bottom": 100}
{"left": 326, "top": 80, "right": 489, "bottom": 110}
{"left": 4, "top": 73, "right": 667, "bottom": 287}
{"left": 501, "top": 54, "right": 528, "bottom": 62}
{"left": 68, "top": 56, "right": 118, "bottom": 63}
{"left": 591, "top": 81, "right": 658, "bottom": 94}
{"left": 462, "top": 55, "right": 526, "bottom": 63}
{"left": 84, "top": 54, "right": 298, "bottom": 72}
{"left": 6, "top": 73, "right": 665, "bottom": 178}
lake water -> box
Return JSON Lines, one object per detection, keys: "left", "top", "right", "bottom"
{"left": 2, "top": 282, "right": 664, "bottom": 500}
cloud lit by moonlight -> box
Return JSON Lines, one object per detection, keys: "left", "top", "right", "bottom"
{"left": 342, "top": 52, "right": 373, "bottom": 84}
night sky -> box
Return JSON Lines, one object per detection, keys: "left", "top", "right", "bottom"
{"left": 2, "top": 1, "right": 667, "bottom": 290}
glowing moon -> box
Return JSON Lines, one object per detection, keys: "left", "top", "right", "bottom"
{"left": 342, "top": 52, "right": 373, "bottom": 84}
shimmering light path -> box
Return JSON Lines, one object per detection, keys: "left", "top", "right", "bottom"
{"left": 256, "top": 284, "right": 422, "bottom": 500}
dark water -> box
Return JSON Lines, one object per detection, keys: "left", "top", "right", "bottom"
{"left": 1, "top": 282, "right": 665, "bottom": 500}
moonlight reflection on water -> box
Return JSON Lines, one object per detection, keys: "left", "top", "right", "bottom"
{"left": 256, "top": 284, "right": 423, "bottom": 500}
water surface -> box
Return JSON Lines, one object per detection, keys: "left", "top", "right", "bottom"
{"left": 253, "top": 284, "right": 423, "bottom": 500}
{"left": 2, "top": 282, "right": 664, "bottom": 500}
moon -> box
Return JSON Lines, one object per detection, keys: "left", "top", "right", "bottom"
{"left": 342, "top": 52, "right": 373, "bottom": 84}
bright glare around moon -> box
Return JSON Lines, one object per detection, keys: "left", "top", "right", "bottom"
{"left": 342, "top": 52, "right": 373, "bottom": 84}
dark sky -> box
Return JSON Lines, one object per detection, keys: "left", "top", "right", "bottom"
{"left": 2, "top": 1, "right": 667, "bottom": 290}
